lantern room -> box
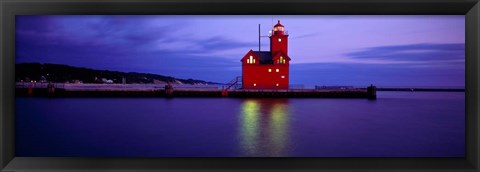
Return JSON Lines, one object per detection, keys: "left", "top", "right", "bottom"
{"left": 272, "top": 20, "right": 286, "bottom": 35}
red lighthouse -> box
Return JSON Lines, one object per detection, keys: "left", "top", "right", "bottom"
{"left": 241, "top": 20, "right": 291, "bottom": 90}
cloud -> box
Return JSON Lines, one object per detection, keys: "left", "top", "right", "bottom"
{"left": 345, "top": 43, "right": 464, "bottom": 63}
{"left": 16, "top": 16, "right": 256, "bottom": 65}
{"left": 149, "top": 35, "right": 255, "bottom": 55}
{"left": 16, "top": 16, "right": 58, "bottom": 33}
{"left": 289, "top": 32, "right": 318, "bottom": 39}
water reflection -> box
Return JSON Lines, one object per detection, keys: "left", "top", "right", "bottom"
{"left": 239, "top": 99, "right": 290, "bottom": 157}
{"left": 241, "top": 100, "right": 260, "bottom": 155}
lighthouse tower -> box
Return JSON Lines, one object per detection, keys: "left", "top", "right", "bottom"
{"left": 270, "top": 20, "right": 289, "bottom": 55}
{"left": 240, "top": 20, "right": 291, "bottom": 90}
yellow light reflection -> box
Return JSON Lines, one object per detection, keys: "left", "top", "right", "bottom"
{"left": 269, "top": 103, "right": 288, "bottom": 156}
{"left": 240, "top": 100, "right": 260, "bottom": 155}
{"left": 239, "top": 99, "right": 290, "bottom": 157}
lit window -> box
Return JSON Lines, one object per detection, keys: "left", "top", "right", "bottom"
{"left": 276, "top": 69, "right": 279, "bottom": 72}
{"left": 278, "top": 38, "right": 282, "bottom": 42}
{"left": 268, "top": 69, "right": 272, "bottom": 72}
{"left": 279, "top": 56, "right": 284, "bottom": 64}
{"left": 281, "top": 75, "right": 285, "bottom": 78}
{"left": 283, "top": 59, "right": 286, "bottom": 64}
{"left": 253, "top": 83, "right": 256, "bottom": 86}
{"left": 248, "top": 56, "right": 254, "bottom": 64}
{"left": 276, "top": 83, "right": 279, "bottom": 86}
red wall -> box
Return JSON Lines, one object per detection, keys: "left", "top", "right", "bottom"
{"left": 242, "top": 64, "right": 289, "bottom": 90}
{"left": 270, "top": 35, "right": 288, "bottom": 55}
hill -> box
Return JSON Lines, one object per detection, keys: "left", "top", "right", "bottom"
{"left": 15, "top": 63, "right": 220, "bottom": 85}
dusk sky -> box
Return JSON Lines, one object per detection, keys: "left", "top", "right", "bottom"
{"left": 16, "top": 15, "right": 465, "bottom": 87}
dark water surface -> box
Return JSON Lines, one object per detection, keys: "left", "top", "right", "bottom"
{"left": 16, "top": 92, "right": 465, "bottom": 157}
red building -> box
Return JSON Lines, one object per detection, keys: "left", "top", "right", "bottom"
{"left": 241, "top": 20, "right": 291, "bottom": 90}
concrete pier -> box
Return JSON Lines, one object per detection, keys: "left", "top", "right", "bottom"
{"left": 15, "top": 82, "right": 376, "bottom": 98}
{"left": 16, "top": 87, "right": 375, "bottom": 99}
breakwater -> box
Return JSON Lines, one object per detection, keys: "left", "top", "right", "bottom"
{"left": 15, "top": 84, "right": 377, "bottom": 99}
{"left": 377, "top": 88, "right": 465, "bottom": 92}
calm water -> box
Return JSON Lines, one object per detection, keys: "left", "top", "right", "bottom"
{"left": 16, "top": 92, "right": 465, "bottom": 157}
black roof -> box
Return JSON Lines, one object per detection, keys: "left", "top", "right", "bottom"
{"left": 253, "top": 51, "right": 273, "bottom": 64}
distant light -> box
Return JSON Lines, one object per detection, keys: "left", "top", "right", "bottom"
{"left": 281, "top": 75, "right": 285, "bottom": 79}
{"left": 278, "top": 38, "right": 282, "bottom": 42}
{"left": 268, "top": 69, "right": 272, "bottom": 72}
{"left": 276, "top": 69, "right": 279, "bottom": 72}
{"left": 276, "top": 83, "right": 279, "bottom": 86}
{"left": 253, "top": 83, "right": 256, "bottom": 86}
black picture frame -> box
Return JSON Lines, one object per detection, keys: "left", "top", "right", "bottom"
{"left": 1, "top": 0, "right": 479, "bottom": 171}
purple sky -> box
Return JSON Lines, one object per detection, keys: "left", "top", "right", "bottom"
{"left": 15, "top": 15, "right": 465, "bottom": 87}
